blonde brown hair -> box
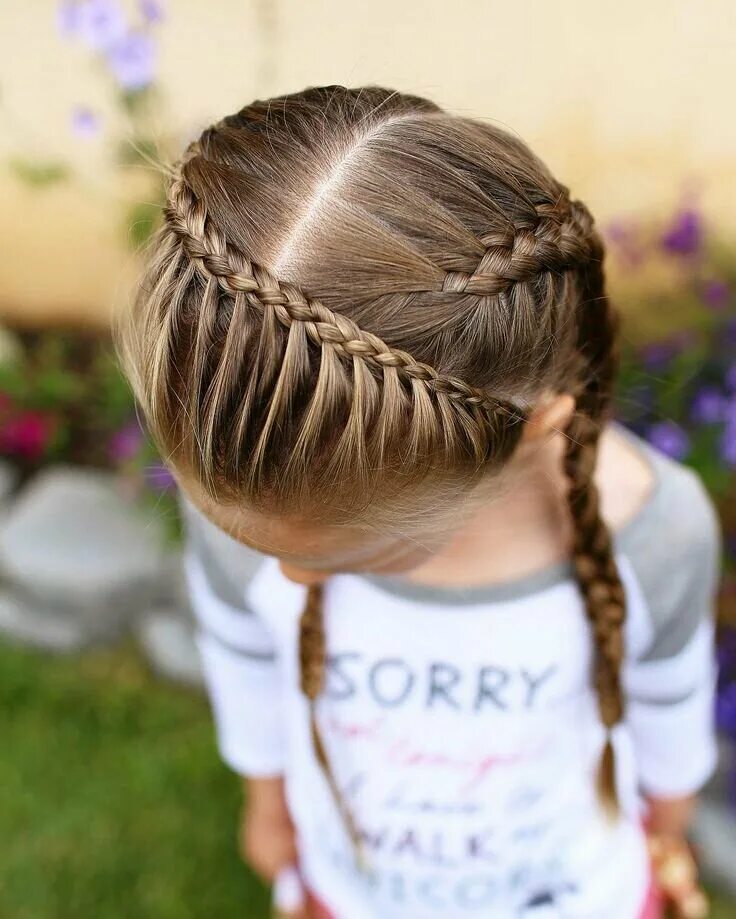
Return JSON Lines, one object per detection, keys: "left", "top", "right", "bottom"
{"left": 117, "top": 85, "right": 625, "bottom": 847}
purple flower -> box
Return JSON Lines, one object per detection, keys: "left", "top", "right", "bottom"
{"left": 604, "top": 219, "right": 633, "bottom": 245}
{"left": 140, "top": 0, "right": 164, "bottom": 23}
{"left": 716, "top": 683, "right": 736, "bottom": 738}
{"left": 724, "top": 396, "right": 736, "bottom": 426}
{"left": 639, "top": 331, "right": 696, "bottom": 372}
{"left": 690, "top": 386, "right": 727, "bottom": 424}
{"left": 623, "top": 383, "right": 655, "bottom": 414}
{"left": 717, "top": 627, "right": 736, "bottom": 675}
{"left": 728, "top": 763, "right": 736, "bottom": 809}
{"left": 720, "top": 423, "right": 736, "bottom": 468}
{"left": 77, "top": 0, "right": 127, "bottom": 51}
{"left": 646, "top": 421, "right": 690, "bottom": 460}
{"left": 106, "top": 31, "right": 156, "bottom": 90}
{"left": 144, "top": 462, "right": 176, "bottom": 492}
{"left": 57, "top": 1, "right": 81, "bottom": 36}
{"left": 661, "top": 208, "right": 703, "bottom": 257}
{"left": 701, "top": 279, "right": 730, "bottom": 311}
{"left": 603, "top": 219, "right": 644, "bottom": 268}
{"left": 70, "top": 105, "right": 101, "bottom": 138}
{"left": 640, "top": 341, "right": 677, "bottom": 371}
{"left": 725, "top": 363, "right": 736, "bottom": 393}
{"left": 108, "top": 421, "right": 143, "bottom": 462}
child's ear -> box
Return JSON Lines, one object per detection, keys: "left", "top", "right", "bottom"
{"left": 522, "top": 392, "right": 576, "bottom": 442}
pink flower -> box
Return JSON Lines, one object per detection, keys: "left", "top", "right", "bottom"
{"left": 0, "top": 412, "right": 55, "bottom": 461}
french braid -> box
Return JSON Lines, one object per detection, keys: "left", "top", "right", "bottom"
{"left": 563, "top": 201, "right": 626, "bottom": 813}
{"left": 156, "top": 167, "right": 530, "bottom": 511}
{"left": 117, "top": 87, "right": 628, "bottom": 865}
{"left": 166, "top": 174, "right": 525, "bottom": 416}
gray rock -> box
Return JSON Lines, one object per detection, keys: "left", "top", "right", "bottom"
{"left": 0, "top": 591, "right": 91, "bottom": 652}
{"left": 153, "top": 549, "right": 192, "bottom": 609}
{"left": 0, "top": 460, "right": 18, "bottom": 506}
{"left": 702, "top": 738, "right": 734, "bottom": 802}
{"left": 691, "top": 796, "right": 736, "bottom": 894}
{"left": 0, "top": 467, "right": 172, "bottom": 650}
{"left": 136, "top": 608, "right": 203, "bottom": 687}
{"left": 0, "top": 467, "right": 168, "bottom": 643}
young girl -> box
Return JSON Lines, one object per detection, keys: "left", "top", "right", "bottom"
{"left": 117, "top": 86, "right": 721, "bottom": 919}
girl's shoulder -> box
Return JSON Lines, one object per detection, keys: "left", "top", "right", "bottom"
{"left": 609, "top": 422, "right": 720, "bottom": 562}
{"left": 609, "top": 423, "right": 722, "bottom": 663}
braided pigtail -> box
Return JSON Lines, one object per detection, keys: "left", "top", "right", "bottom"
{"left": 298, "top": 583, "right": 367, "bottom": 868}
{"left": 562, "top": 200, "right": 625, "bottom": 816}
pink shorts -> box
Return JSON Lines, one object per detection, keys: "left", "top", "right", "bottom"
{"left": 638, "top": 874, "right": 664, "bottom": 919}
{"left": 305, "top": 889, "right": 335, "bottom": 919}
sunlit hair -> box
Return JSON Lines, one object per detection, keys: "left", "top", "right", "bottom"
{"left": 116, "top": 85, "right": 625, "bottom": 853}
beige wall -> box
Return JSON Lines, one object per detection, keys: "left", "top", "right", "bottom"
{"left": 1, "top": 0, "right": 734, "bottom": 325}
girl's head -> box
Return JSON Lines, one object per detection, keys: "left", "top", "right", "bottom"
{"left": 117, "top": 85, "right": 624, "bottom": 823}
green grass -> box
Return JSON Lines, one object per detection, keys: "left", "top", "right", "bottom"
{"left": 1, "top": 638, "right": 734, "bottom": 918}
{"left": 0, "top": 639, "right": 270, "bottom": 919}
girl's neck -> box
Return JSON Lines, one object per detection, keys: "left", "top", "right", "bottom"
{"left": 402, "top": 424, "right": 655, "bottom": 589}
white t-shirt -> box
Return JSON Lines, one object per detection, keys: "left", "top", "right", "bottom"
{"left": 181, "top": 430, "right": 720, "bottom": 919}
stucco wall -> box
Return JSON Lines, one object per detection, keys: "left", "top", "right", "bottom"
{"left": 1, "top": 0, "right": 734, "bottom": 325}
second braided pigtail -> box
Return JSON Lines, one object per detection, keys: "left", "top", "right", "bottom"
{"left": 298, "top": 583, "right": 367, "bottom": 870}
{"left": 563, "top": 204, "right": 626, "bottom": 817}
{"left": 565, "top": 415, "right": 626, "bottom": 816}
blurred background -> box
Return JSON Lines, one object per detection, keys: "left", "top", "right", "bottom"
{"left": 1, "top": 1, "right": 735, "bottom": 916}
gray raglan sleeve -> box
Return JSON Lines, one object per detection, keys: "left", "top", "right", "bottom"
{"left": 620, "top": 450, "right": 722, "bottom": 799}
{"left": 179, "top": 495, "right": 286, "bottom": 777}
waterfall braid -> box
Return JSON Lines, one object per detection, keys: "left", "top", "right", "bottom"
{"left": 117, "top": 86, "right": 627, "bottom": 846}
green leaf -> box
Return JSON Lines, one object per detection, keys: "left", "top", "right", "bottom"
{"left": 116, "top": 135, "right": 161, "bottom": 168}
{"left": 119, "top": 87, "right": 154, "bottom": 115}
{"left": 90, "top": 351, "right": 138, "bottom": 427}
{"left": 0, "top": 364, "right": 27, "bottom": 403}
{"left": 126, "top": 200, "right": 162, "bottom": 250}
{"left": 8, "top": 157, "right": 70, "bottom": 188}
{"left": 33, "top": 369, "right": 84, "bottom": 408}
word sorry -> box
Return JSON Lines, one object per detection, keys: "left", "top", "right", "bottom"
{"left": 325, "top": 652, "right": 558, "bottom": 713}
